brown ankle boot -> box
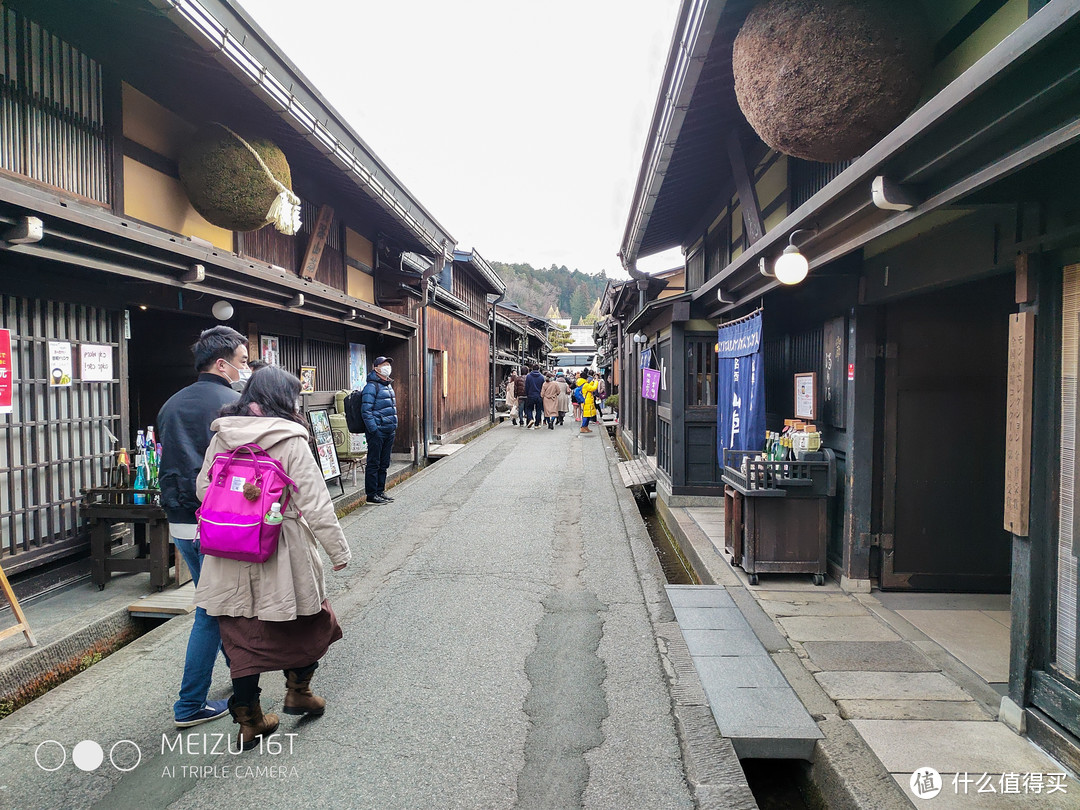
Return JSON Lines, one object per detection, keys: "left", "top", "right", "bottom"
{"left": 229, "top": 692, "right": 280, "bottom": 751}
{"left": 283, "top": 668, "right": 326, "bottom": 716}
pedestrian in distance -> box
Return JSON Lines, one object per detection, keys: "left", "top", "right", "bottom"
{"left": 541, "top": 373, "right": 559, "bottom": 430}
{"left": 572, "top": 369, "right": 586, "bottom": 423}
{"left": 506, "top": 372, "right": 520, "bottom": 425}
{"left": 361, "top": 356, "right": 398, "bottom": 504}
{"left": 513, "top": 369, "right": 527, "bottom": 427}
{"left": 576, "top": 372, "right": 600, "bottom": 434}
{"left": 158, "top": 325, "right": 248, "bottom": 728}
{"left": 523, "top": 363, "right": 546, "bottom": 429}
{"left": 195, "top": 365, "right": 351, "bottom": 751}
{"left": 555, "top": 371, "right": 570, "bottom": 426}
{"left": 594, "top": 374, "right": 608, "bottom": 419}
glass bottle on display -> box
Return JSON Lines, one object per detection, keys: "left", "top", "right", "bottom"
{"left": 133, "top": 455, "right": 148, "bottom": 504}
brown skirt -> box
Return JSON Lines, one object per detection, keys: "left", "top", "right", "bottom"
{"left": 218, "top": 600, "right": 343, "bottom": 679}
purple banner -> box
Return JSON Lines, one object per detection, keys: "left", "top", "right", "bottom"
{"left": 641, "top": 368, "right": 661, "bottom": 401}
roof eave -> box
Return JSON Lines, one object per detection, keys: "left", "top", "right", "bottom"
{"left": 153, "top": 0, "right": 456, "bottom": 258}
{"left": 620, "top": 0, "right": 732, "bottom": 269}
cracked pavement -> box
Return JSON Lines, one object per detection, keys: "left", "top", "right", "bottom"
{"left": 0, "top": 423, "right": 695, "bottom": 810}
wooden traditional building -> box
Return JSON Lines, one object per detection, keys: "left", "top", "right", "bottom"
{"left": 493, "top": 301, "right": 551, "bottom": 373}
{"left": 617, "top": 0, "right": 1080, "bottom": 767}
{"left": 0, "top": 0, "right": 464, "bottom": 596}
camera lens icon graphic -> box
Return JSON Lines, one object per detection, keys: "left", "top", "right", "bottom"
{"left": 35, "top": 740, "right": 141, "bottom": 773}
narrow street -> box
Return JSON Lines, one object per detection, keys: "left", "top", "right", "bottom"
{"left": 0, "top": 423, "right": 714, "bottom": 810}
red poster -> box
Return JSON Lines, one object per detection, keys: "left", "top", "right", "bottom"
{"left": 0, "top": 328, "right": 12, "bottom": 414}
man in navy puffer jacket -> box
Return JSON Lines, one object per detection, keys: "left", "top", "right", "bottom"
{"left": 523, "top": 364, "right": 546, "bottom": 429}
{"left": 361, "top": 356, "right": 397, "bottom": 504}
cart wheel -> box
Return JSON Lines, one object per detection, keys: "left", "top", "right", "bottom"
{"left": 98, "top": 584, "right": 105, "bottom": 591}
{"left": 813, "top": 574, "right": 825, "bottom": 586}
{"left": 749, "top": 574, "right": 759, "bottom": 586}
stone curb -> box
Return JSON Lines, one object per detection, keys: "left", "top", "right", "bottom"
{"left": 0, "top": 606, "right": 142, "bottom": 717}
{"left": 601, "top": 431, "right": 759, "bottom": 810}
{"left": 658, "top": 502, "right": 913, "bottom": 810}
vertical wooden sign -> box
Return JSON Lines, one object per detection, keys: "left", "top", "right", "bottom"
{"left": 1004, "top": 312, "right": 1034, "bottom": 536}
{"left": 299, "top": 205, "right": 335, "bottom": 280}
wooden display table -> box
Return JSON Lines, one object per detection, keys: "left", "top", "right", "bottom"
{"left": 81, "top": 489, "right": 171, "bottom": 591}
{"left": 721, "top": 449, "right": 836, "bottom": 586}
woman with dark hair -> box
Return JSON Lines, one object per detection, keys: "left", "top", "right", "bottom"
{"left": 195, "top": 365, "right": 351, "bottom": 751}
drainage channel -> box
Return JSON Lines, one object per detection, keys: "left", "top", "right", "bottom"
{"left": 619, "top": 462, "right": 815, "bottom": 808}
{"left": 632, "top": 486, "right": 698, "bottom": 586}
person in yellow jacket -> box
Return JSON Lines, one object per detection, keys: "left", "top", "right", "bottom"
{"left": 576, "top": 373, "right": 600, "bottom": 434}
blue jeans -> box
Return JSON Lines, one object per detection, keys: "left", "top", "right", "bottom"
{"left": 581, "top": 415, "right": 592, "bottom": 429}
{"left": 526, "top": 397, "right": 543, "bottom": 425}
{"left": 173, "top": 536, "right": 225, "bottom": 720}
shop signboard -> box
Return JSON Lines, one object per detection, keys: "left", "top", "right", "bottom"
{"left": 80, "top": 344, "right": 113, "bottom": 381}
{"left": 0, "top": 329, "right": 12, "bottom": 414}
{"left": 48, "top": 341, "right": 73, "bottom": 387}
{"left": 641, "top": 368, "right": 661, "bottom": 401}
{"left": 349, "top": 343, "right": 367, "bottom": 390}
{"left": 307, "top": 409, "right": 341, "bottom": 481}
{"left": 716, "top": 310, "right": 765, "bottom": 457}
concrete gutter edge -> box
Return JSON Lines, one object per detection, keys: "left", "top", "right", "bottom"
{"left": 602, "top": 431, "right": 759, "bottom": 810}
{"left": 657, "top": 500, "right": 914, "bottom": 810}
{"left": 0, "top": 606, "right": 141, "bottom": 716}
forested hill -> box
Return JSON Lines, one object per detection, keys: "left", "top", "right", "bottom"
{"left": 490, "top": 261, "right": 608, "bottom": 323}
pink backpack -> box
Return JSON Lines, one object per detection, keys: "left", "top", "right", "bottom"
{"left": 197, "top": 443, "right": 298, "bottom": 563}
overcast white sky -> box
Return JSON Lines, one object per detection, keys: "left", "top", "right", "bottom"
{"left": 241, "top": 0, "right": 685, "bottom": 279}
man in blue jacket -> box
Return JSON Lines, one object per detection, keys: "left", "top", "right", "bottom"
{"left": 361, "top": 356, "right": 397, "bottom": 504}
{"left": 523, "top": 363, "right": 546, "bottom": 429}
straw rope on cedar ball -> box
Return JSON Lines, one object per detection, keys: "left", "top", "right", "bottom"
{"left": 178, "top": 126, "right": 294, "bottom": 232}
{"left": 732, "top": 0, "right": 932, "bottom": 163}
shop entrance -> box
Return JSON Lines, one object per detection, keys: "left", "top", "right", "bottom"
{"left": 128, "top": 309, "right": 219, "bottom": 441}
{"left": 878, "top": 275, "right": 1013, "bottom": 591}
{"left": 427, "top": 349, "right": 445, "bottom": 441}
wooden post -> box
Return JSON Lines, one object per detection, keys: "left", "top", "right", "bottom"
{"left": 0, "top": 562, "right": 37, "bottom": 647}
{"left": 1004, "top": 312, "right": 1035, "bottom": 536}
{"left": 299, "top": 205, "right": 335, "bottom": 280}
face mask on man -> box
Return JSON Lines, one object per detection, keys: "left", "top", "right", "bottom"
{"left": 378, "top": 364, "right": 391, "bottom": 377}
{"left": 224, "top": 359, "right": 251, "bottom": 390}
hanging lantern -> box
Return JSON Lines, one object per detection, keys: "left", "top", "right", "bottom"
{"left": 732, "top": 0, "right": 932, "bottom": 163}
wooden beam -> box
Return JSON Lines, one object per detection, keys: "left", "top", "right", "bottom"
{"left": 1016, "top": 252, "right": 1038, "bottom": 303}
{"left": 727, "top": 131, "right": 764, "bottom": 245}
{"left": 300, "top": 204, "right": 335, "bottom": 280}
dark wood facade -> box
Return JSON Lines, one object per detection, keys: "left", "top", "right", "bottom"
{"left": 426, "top": 306, "right": 490, "bottom": 439}
{"left": 0, "top": 0, "right": 459, "bottom": 594}
{"left": 617, "top": 0, "right": 1080, "bottom": 766}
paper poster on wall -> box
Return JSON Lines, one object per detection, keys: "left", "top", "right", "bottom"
{"left": 80, "top": 344, "right": 113, "bottom": 381}
{"left": 260, "top": 335, "right": 280, "bottom": 366}
{"left": 299, "top": 366, "right": 316, "bottom": 393}
{"left": 794, "top": 372, "right": 817, "bottom": 420}
{"left": 307, "top": 409, "right": 341, "bottom": 481}
{"left": 0, "top": 329, "right": 12, "bottom": 414}
{"left": 48, "top": 341, "right": 73, "bottom": 387}
{"left": 348, "top": 344, "right": 367, "bottom": 390}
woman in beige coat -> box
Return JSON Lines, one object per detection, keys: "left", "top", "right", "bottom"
{"left": 195, "top": 366, "right": 351, "bottom": 750}
{"left": 541, "top": 374, "right": 560, "bottom": 430}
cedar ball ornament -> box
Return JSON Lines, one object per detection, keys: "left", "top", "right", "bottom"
{"left": 732, "top": 0, "right": 932, "bottom": 163}
{"left": 179, "top": 124, "right": 299, "bottom": 233}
